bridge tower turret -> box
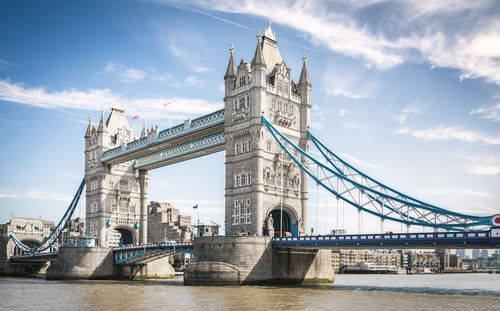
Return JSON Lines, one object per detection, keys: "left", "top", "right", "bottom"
{"left": 224, "top": 21, "right": 311, "bottom": 236}
{"left": 84, "top": 99, "right": 148, "bottom": 247}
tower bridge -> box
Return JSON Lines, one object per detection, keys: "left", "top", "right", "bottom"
{"left": 8, "top": 22, "right": 500, "bottom": 283}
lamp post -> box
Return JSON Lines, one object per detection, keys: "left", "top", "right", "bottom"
{"left": 193, "top": 204, "right": 199, "bottom": 236}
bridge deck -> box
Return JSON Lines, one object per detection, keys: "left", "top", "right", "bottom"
{"left": 113, "top": 242, "right": 194, "bottom": 265}
{"left": 9, "top": 252, "right": 59, "bottom": 264}
{"left": 10, "top": 229, "right": 499, "bottom": 266}
{"left": 273, "top": 230, "right": 500, "bottom": 249}
{"left": 101, "top": 109, "right": 224, "bottom": 166}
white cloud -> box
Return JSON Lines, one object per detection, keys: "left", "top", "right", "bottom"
{"left": 310, "top": 121, "right": 325, "bottom": 131}
{"left": 183, "top": 75, "right": 205, "bottom": 87}
{"left": 395, "top": 126, "right": 500, "bottom": 145}
{"left": 453, "top": 154, "right": 500, "bottom": 176}
{"left": 125, "top": 96, "right": 221, "bottom": 121}
{"left": 338, "top": 152, "right": 379, "bottom": 169}
{"left": 323, "top": 61, "right": 376, "bottom": 100}
{"left": 161, "top": 0, "right": 500, "bottom": 85}
{"left": 0, "top": 189, "right": 72, "bottom": 201}
{"left": 470, "top": 202, "right": 499, "bottom": 214}
{"left": 0, "top": 193, "right": 18, "bottom": 199}
{"left": 339, "top": 109, "right": 347, "bottom": 117}
{"left": 0, "top": 78, "right": 223, "bottom": 122}
{"left": 394, "top": 102, "right": 423, "bottom": 124}
{"left": 343, "top": 122, "right": 369, "bottom": 131}
{"left": 0, "top": 78, "right": 115, "bottom": 110}
{"left": 121, "top": 67, "right": 146, "bottom": 83}
{"left": 311, "top": 103, "right": 330, "bottom": 117}
{"left": 327, "top": 88, "right": 369, "bottom": 99}
{"left": 413, "top": 187, "right": 494, "bottom": 199}
{"left": 464, "top": 164, "right": 500, "bottom": 176}
{"left": 403, "top": 0, "right": 491, "bottom": 18}
{"left": 153, "top": 19, "right": 211, "bottom": 73}
{"left": 104, "top": 61, "right": 146, "bottom": 83}
{"left": 471, "top": 102, "right": 500, "bottom": 122}
{"left": 151, "top": 73, "right": 173, "bottom": 82}
{"left": 0, "top": 58, "right": 16, "bottom": 69}
{"left": 104, "top": 62, "right": 117, "bottom": 72}
{"left": 394, "top": 114, "right": 407, "bottom": 124}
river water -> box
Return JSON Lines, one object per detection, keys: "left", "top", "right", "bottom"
{"left": 1, "top": 274, "right": 499, "bottom": 311}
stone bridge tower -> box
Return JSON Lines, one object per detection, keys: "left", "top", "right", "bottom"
{"left": 224, "top": 22, "right": 311, "bottom": 236}
{"left": 84, "top": 100, "right": 149, "bottom": 247}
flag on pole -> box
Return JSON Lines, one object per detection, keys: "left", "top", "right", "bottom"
{"left": 193, "top": 204, "right": 198, "bottom": 209}
{"left": 163, "top": 102, "right": 172, "bottom": 108}
{"left": 132, "top": 114, "right": 140, "bottom": 119}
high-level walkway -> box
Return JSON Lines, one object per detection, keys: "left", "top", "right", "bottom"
{"left": 101, "top": 109, "right": 225, "bottom": 169}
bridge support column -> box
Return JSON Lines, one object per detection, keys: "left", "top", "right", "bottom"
{"left": 138, "top": 170, "right": 149, "bottom": 245}
{"left": 185, "top": 236, "right": 334, "bottom": 285}
{"left": 46, "top": 246, "right": 175, "bottom": 280}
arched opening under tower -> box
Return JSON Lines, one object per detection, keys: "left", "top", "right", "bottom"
{"left": 109, "top": 227, "right": 134, "bottom": 246}
{"left": 12, "top": 239, "right": 40, "bottom": 256}
{"left": 267, "top": 209, "right": 298, "bottom": 236}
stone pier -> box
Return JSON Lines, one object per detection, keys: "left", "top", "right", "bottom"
{"left": 184, "top": 236, "right": 334, "bottom": 285}
{"left": 46, "top": 247, "right": 174, "bottom": 280}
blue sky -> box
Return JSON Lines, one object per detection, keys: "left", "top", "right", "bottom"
{"left": 1, "top": 0, "right": 499, "bottom": 235}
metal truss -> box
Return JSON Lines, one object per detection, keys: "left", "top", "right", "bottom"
{"left": 10, "top": 178, "right": 85, "bottom": 254}
{"left": 134, "top": 132, "right": 225, "bottom": 169}
{"left": 262, "top": 115, "right": 494, "bottom": 231}
{"left": 102, "top": 108, "right": 225, "bottom": 162}
{"left": 113, "top": 243, "right": 194, "bottom": 265}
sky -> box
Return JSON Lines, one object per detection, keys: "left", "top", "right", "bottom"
{"left": 1, "top": 0, "right": 499, "bottom": 236}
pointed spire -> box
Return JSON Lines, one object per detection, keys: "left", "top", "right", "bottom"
{"left": 251, "top": 30, "right": 266, "bottom": 67}
{"left": 224, "top": 43, "right": 237, "bottom": 80}
{"left": 299, "top": 52, "right": 311, "bottom": 87}
{"left": 264, "top": 17, "right": 276, "bottom": 41}
{"left": 140, "top": 120, "right": 147, "bottom": 138}
{"left": 97, "top": 108, "right": 107, "bottom": 132}
{"left": 112, "top": 96, "right": 124, "bottom": 112}
{"left": 85, "top": 113, "right": 92, "bottom": 137}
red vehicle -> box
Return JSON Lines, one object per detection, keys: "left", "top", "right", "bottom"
{"left": 274, "top": 231, "right": 292, "bottom": 237}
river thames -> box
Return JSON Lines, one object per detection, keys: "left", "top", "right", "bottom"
{"left": 1, "top": 274, "right": 499, "bottom": 311}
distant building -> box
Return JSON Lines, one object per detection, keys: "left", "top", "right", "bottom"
{"left": 147, "top": 201, "right": 194, "bottom": 242}
{"left": 147, "top": 201, "right": 196, "bottom": 271}
{"left": 462, "top": 262, "right": 478, "bottom": 271}
{"left": 472, "top": 249, "right": 480, "bottom": 259}
{"left": 435, "top": 249, "right": 450, "bottom": 270}
{"left": 0, "top": 217, "right": 56, "bottom": 254}
{"left": 331, "top": 249, "right": 402, "bottom": 273}
{"left": 331, "top": 251, "right": 341, "bottom": 272}
{"left": 481, "top": 249, "right": 488, "bottom": 259}
{"left": 0, "top": 217, "right": 56, "bottom": 275}
{"left": 455, "top": 249, "right": 465, "bottom": 258}
{"left": 61, "top": 217, "right": 85, "bottom": 245}
{"left": 331, "top": 229, "right": 347, "bottom": 235}
{"left": 195, "top": 224, "right": 220, "bottom": 237}
{"left": 449, "top": 254, "right": 462, "bottom": 268}
{"left": 407, "top": 251, "right": 440, "bottom": 273}
{"left": 340, "top": 249, "right": 374, "bottom": 267}
{"left": 373, "top": 250, "right": 402, "bottom": 268}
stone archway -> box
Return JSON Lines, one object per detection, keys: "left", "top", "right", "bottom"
{"left": 266, "top": 205, "right": 299, "bottom": 236}
{"left": 107, "top": 226, "right": 136, "bottom": 247}
{"left": 10, "top": 238, "right": 42, "bottom": 256}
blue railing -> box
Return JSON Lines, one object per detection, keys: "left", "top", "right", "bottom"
{"left": 9, "top": 178, "right": 85, "bottom": 254}
{"left": 101, "top": 109, "right": 225, "bottom": 162}
{"left": 113, "top": 242, "right": 194, "bottom": 265}
{"left": 272, "top": 229, "right": 500, "bottom": 249}
{"left": 134, "top": 132, "right": 225, "bottom": 169}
